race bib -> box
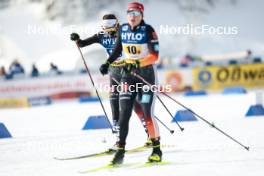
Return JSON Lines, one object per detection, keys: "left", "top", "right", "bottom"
{"left": 123, "top": 44, "right": 142, "bottom": 56}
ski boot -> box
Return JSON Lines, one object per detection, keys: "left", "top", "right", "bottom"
{"left": 111, "top": 147, "right": 125, "bottom": 165}
{"left": 148, "top": 140, "right": 162, "bottom": 162}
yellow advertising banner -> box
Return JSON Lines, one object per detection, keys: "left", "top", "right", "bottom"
{"left": 0, "top": 98, "right": 29, "bottom": 109}
{"left": 192, "top": 63, "right": 264, "bottom": 90}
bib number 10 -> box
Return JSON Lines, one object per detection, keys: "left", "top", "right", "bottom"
{"left": 125, "top": 45, "right": 141, "bottom": 55}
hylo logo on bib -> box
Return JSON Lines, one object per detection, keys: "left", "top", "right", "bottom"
{"left": 121, "top": 33, "right": 144, "bottom": 41}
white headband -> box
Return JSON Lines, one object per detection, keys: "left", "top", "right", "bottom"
{"left": 101, "top": 19, "right": 117, "bottom": 28}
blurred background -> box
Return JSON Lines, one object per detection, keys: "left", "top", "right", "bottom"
{"left": 1, "top": 2, "right": 264, "bottom": 175}
{"left": 0, "top": 0, "right": 264, "bottom": 106}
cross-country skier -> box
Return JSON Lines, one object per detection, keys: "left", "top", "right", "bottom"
{"left": 70, "top": 14, "right": 151, "bottom": 150}
{"left": 99, "top": 2, "right": 162, "bottom": 164}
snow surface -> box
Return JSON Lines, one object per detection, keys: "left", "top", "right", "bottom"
{"left": 0, "top": 92, "right": 264, "bottom": 176}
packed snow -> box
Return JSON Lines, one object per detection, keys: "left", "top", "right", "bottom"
{"left": 0, "top": 92, "right": 264, "bottom": 176}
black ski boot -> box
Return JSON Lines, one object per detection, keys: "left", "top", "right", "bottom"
{"left": 148, "top": 140, "right": 162, "bottom": 162}
{"left": 111, "top": 147, "right": 125, "bottom": 165}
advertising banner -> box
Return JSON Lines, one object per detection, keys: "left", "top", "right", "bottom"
{"left": 0, "top": 74, "right": 109, "bottom": 98}
{"left": 0, "top": 98, "right": 29, "bottom": 109}
{"left": 0, "top": 68, "right": 194, "bottom": 99}
{"left": 193, "top": 63, "right": 264, "bottom": 90}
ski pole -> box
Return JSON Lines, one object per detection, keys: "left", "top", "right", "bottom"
{"left": 111, "top": 77, "right": 175, "bottom": 134}
{"left": 154, "top": 116, "right": 174, "bottom": 134}
{"left": 156, "top": 95, "right": 184, "bottom": 131}
{"left": 75, "top": 43, "right": 114, "bottom": 133}
{"left": 131, "top": 71, "right": 250, "bottom": 151}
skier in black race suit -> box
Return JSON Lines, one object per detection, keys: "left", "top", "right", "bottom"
{"left": 99, "top": 2, "right": 162, "bottom": 164}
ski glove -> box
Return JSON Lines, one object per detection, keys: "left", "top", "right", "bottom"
{"left": 70, "top": 33, "right": 80, "bottom": 41}
{"left": 122, "top": 61, "right": 140, "bottom": 74}
{"left": 100, "top": 61, "right": 110, "bottom": 75}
